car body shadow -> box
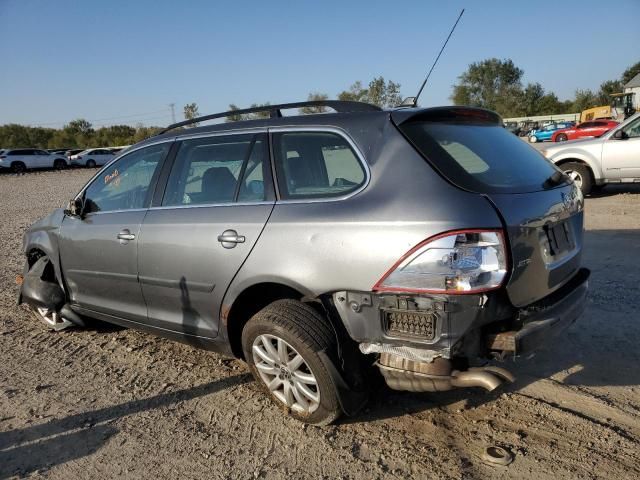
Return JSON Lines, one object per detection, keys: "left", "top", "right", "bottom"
{"left": 0, "top": 374, "right": 250, "bottom": 479}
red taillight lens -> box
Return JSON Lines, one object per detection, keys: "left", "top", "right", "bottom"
{"left": 373, "top": 229, "right": 508, "bottom": 294}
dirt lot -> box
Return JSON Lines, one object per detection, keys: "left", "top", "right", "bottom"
{"left": 1, "top": 169, "right": 639, "bottom": 479}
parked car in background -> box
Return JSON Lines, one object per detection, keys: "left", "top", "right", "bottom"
{"left": 528, "top": 122, "right": 574, "bottom": 143}
{"left": 0, "top": 149, "right": 68, "bottom": 173}
{"left": 551, "top": 120, "right": 618, "bottom": 142}
{"left": 543, "top": 112, "right": 640, "bottom": 194}
{"left": 504, "top": 122, "right": 520, "bottom": 135}
{"left": 518, "top": 121, "right": 539, "bottom": 137}
{"left": 69, "top": 148, "right": 115, "bottom": 167}
{"left": 64, "top": 149, "right": 84, "bottom": 160}
{"left": 20, "top": 101, "right": 589, "bottom": 425}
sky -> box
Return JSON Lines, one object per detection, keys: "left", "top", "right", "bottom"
{"left": 1, "top": 0, "right": 639, "bottom": 128}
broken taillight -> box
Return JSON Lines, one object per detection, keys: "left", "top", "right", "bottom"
{"left": 373, "top": 229, "right": 508, "bottom": 294}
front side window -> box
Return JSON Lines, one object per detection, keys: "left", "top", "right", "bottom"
{"left": 162, "top": 133, "right": 267, "bottom": 206}
{"left": 272, "top": 131, "right": 366, "bottom": 200}
{"left": 83, "top": 142, "right": 170, "bottom": 213}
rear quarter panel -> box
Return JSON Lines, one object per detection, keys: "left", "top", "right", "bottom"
{"left": 222, "top": 120, "right": 503, "bottom": 314}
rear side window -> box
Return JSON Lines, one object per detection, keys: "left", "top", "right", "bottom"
{"left": 399, "top": 122, "right": 565, "bottom": 193}
{"left": 162, "top": 133, "right": 267, "bottom": 206}
{"left": 272, "top": 131, "right": 365, "bottom": 200}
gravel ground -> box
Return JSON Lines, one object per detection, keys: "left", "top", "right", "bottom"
{"left": 1, "top": 169, "right": 639, "bottom": 479}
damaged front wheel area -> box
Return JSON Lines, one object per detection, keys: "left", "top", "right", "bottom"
{"left": 19, "top": 254, "right": 80, "bottom": 331}
{"left": 28, "top": 305, "right": 74, "bottom": 331}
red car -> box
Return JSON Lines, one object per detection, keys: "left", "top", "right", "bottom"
{"left": 551, "top": 120, "right": 618, "bottom": 142}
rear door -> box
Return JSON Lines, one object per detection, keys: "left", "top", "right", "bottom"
{"left": 58, "top": 141, "right": 172, "bottom": 321}
{"left": 137, "top": 131, "right": 274, "bottom": 338}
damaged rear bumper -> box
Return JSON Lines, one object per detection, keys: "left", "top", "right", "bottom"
{"left": 332, "top": 268, "right": 589, "bottom": 393}
{"left": 486, "top": 267, "right": 590, "bottom": 357}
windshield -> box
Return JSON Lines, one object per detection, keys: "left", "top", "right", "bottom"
{"left": 399, "top": 122, "right": 568, "bottom": 194}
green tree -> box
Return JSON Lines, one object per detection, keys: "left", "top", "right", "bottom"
{"left": 338, "top": 77, "right": 402, "bottom": 108}
{"left": 225, "top": 103, "right": 272, "bottom": 122}
{"left": 451, "top": 58, "right": 524, "bottom": 115}
{"left": 183, "top": 103, "right": 200, "bottom": 126}
{"left": 517, "top": 83, "right": 545, "bottom": 116}
{"left": 622, "top": 61, "right": 640, "bottom": 85}
{"left": 597, "top": 79, "right": 623, "bottom": 104}
{"left": 300, "top": 92, "right": 329, "bottom": 114}
{"left": 572, "top": 89, "right": 600, "bottom": 112}
{"left": 66, "top": 118, "right": 93, "bottom": 135}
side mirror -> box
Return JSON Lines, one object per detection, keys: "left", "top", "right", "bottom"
{"left": 613, "top": 129, "right": 628, "bottom": 140}
{"left": 64, "top": 198, "right": 84, "bottom": 218}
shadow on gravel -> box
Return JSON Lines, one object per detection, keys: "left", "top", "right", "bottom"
{"left": 587, "top": 184, "right": 640, "bottom": 197}
{"left": 0, "top": 374, "right": 250, "bottom": 479}
{"left": 345, "top": 228, "right": 640, "bottom": 424}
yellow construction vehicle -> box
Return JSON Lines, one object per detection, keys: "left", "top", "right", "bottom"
{"left": 580, "top": 92, "right": 636, "bottom": 122}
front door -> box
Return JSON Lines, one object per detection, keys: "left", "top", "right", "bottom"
{"left": 58, "top": 142, "right": 172, "bottom": 321}
{"left": 138, "top": 132, "right": 274, "bottom": 338}
{"left": 602, "top": 116, "right": 640, "bottom": 179}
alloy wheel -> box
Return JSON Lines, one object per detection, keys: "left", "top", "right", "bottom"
{"left": 566, "top": 170, "right": 583, "bottom": 188}
{"left": 251, "top": 334, "right": 320, "bottom": 413}
{"left": 34, "top": 307, "right": 73, "bottom": 330}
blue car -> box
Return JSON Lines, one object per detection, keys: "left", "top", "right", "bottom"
{"left": 529, "top": 122, "right": 574, "bottom": 143}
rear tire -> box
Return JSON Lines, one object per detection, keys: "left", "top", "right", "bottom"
{"left": 555, "top": 133, "right": 568, "bottom": 142}
{"left": 529, "top": 135, "right": 538, "bottom": 143}
{"left": 242, "top": 299, "right": 343, "bottom": 425}
{"left": 560, "top": 162, "right": 593, "bottom": 195}
{"left": 86, "top": 159, "right": 96, "bottom": 168}
{"left": 11, "top": 161, "right": 26, "bottom": 173}
{"left": 53, "top": 159, "right": 67, "bottom": 170}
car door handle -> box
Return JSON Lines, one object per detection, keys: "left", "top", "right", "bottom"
{"left": 217, "top": 230, "right": 245, "bottom": 248}
{"left": 117, "top": 229, "right": 136, "bottom": 242}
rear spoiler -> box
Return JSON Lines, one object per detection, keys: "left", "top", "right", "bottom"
{"left": 391, "top": 107, "right": 503, "bottom": 126}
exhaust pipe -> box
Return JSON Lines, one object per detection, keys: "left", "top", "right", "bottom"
{"left": 377, "top": 353, "right": 514, "bottom": 393}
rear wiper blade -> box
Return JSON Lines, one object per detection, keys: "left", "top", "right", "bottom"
{"left": 542, "top": 171, "right": 568, "bottom": 189}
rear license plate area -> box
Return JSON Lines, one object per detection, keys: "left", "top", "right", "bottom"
{"left": 544, "top": 221, "right": 573, "bottom": 256}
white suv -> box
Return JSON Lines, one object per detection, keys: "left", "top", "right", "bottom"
{"left": 69, "top": 149, "right": 115, "bottom": 168}
{"left": 543, "top": 113, "right": 640, "bottom": 194}
{"left": 0, "top": 149, "right": 68, "bottom": 173}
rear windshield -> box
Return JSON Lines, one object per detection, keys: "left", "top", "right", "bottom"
{"left": 399, "top": 122, "right": 567, "bottom": 193}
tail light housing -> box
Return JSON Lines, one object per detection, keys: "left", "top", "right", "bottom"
{"left": 373, "top": 229, "right": 508, "bottom": 294}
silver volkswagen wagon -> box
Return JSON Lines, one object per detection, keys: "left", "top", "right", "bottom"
{"left": 20, "top": 101, "right": 589, "bottom": 425}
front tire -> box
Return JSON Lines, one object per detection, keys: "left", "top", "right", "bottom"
{"left": 242, "top": 299, "right": 343, "bottom": 425}
{"left": 555, "top": 133, "right": 568, "bottom": 142}
{"left": 28, "top": 305, "right": 74, "bottom": 331}
{"left": 11, "top": 161, "right": 26, "bottom": 173}
{"left": 560, "top": 162, "right": 593, "bottom": 195}
{"left": 529, "top": 135, "right": 538, "bottom": 143}
{"left": 86, "top": 159, "right": 96, "bottom": 168}
{"left": 54, "top": 159, "right": 67, "bottom": 170}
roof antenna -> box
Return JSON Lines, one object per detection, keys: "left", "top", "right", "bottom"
{"left": 401, "top": 9, "right": 465, "bottom": 108}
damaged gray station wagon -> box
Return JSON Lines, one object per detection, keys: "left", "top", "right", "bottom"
{"left": 20, "top": 100, "right": 589, "bottom": 425}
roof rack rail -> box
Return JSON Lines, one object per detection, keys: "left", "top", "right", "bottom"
{"left": 157, "top": 100, "right": 382, "bottom": 135}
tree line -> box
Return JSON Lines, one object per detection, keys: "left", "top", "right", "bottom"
{"left": 451, "top": 58, "right": 640, "bottom": 117}
{"left": 0, "top": 77, "right": 402, "bottom": 148}
{"left": 2, "top": 62, "right": 638, "bottom": 149}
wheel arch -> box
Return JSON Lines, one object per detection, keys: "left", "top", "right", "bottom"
{"left": 224, "top": 281, "right": 308, "bottom": 358}
{"left": 23, "top": 232, "right": 65, "bottom": 290}
{"left": 552, "top": 155, "right": 602, "bottom": 181}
